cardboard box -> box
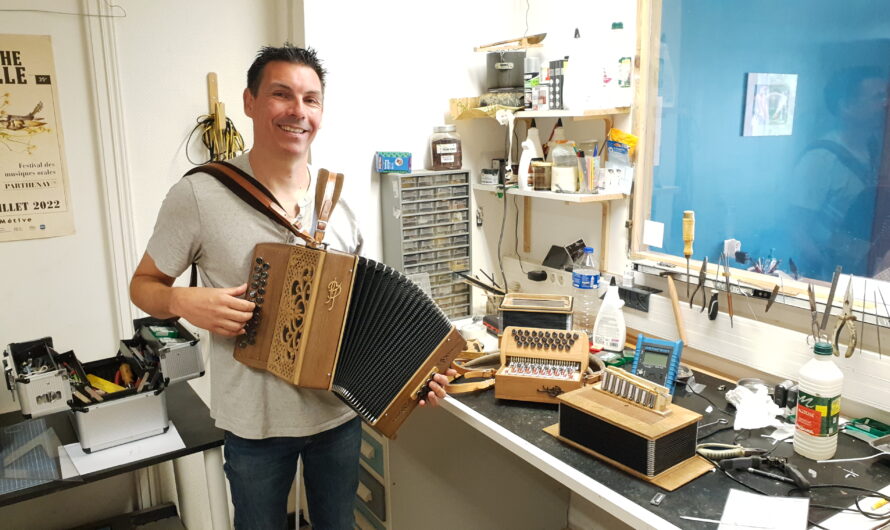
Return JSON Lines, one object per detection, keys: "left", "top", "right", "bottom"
{"left": 375, "top": 152, "right": 412, "bottom": 174}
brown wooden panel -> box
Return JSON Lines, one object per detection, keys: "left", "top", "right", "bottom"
{"left": 233, "top": 243, "right": 295, "bottom": 372}
{"left": 294, "top": 249, "right": 356, "bottom": 389}
{"left": 371, "top": 327, "right": 466, "bottom": 438}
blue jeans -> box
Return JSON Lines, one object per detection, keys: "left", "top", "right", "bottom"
{"left": 223, "top": 417, "right": 362, "bottom": 530}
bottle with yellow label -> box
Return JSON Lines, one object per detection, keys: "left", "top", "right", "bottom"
{"left": 793, "top": 341, "right": 844, "bottom": 460}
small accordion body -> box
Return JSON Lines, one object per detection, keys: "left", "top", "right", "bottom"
{"left": 234, "top": 242, "right": 466, "bottom": 438}
{"left": 495, "top": 326, "right": 589, "bottom": 404}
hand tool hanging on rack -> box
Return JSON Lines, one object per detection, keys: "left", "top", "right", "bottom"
{"left": 765, "top": 285, "right": 780, "bottom": 313}
{"left": 832, "top": 279, "right": 858, "bottom": 357}
{"left": 876, "top": 289, "right": 885, "bottom": 359}
{"left": 820, "top": 266, "right": 842, "bottom": 332}
{"left": 719, "top": 253, "right": 734, "bottom": 327}
{"left": 859, "top": 279, "right": 867, "bottom": 356}
{"left": 808, "top": 283, "right": 822, "bottom": 345}
{"left": 689, "top": 256, "right": 709, "bottom": 312}
{"left": 682, "top": 211, "right": 695, "bottom": 297}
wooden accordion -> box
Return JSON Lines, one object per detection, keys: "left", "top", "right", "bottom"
{"left": 234, "top": 242, "right": 466, "bottom": 438}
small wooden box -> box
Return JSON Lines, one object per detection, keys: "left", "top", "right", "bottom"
{"left": 499, "top": 293, "right": 573, "bottom": 332}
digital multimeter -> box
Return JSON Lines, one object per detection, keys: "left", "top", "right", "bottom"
{"left": 631, "top": 334, "right": 684, "bottom": 394}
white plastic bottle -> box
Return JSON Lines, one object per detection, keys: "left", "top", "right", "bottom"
{"left": 592, "top": 276, "right": 626, "bottom": 352}
{"left": 603, "top": 21, "right": 633, "bottom": 108}
{"left": 518, "top": 139, "right": 535, "bottom": 190}
{"left": 793, "top": 341, "right": 844, "bottom": 460}
{"left": 571, "top": 247, "right": 600, "bottom": 334}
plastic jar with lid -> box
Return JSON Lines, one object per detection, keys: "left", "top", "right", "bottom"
{"left": 430, "top": 125, "right": 462, "bottom": 170}
{"left": 550, "top": 141, "right": 578, "bottom": 192}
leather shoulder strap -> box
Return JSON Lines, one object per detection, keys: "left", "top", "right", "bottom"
{"left": 185, "top": 161, "right": 319, "bottom": 247}
{"left": 313, "top": 168, "right": 344, "bottom": 244}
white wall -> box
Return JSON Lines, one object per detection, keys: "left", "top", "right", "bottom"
{"left": 0, "top": 1, "right": 285, "bottom": 528}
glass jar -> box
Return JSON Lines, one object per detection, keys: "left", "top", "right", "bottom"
{"left": 430, "top": 125, "right": 462, "bottom": 170}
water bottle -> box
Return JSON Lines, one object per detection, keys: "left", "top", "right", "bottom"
{"left": 793, "top": 341, "right": 844, "bottom": 460}
{"left": 572, "top": 247, "right": 600, "bottom": 334}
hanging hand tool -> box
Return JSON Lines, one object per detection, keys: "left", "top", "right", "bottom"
{"left": 662, "top": 272, "right": 688, "bottom": 345}
{"left": 808, "top": 283, "right": 821, "bottom": 344}
{"left": 876, "top": 290, "right": 884, "bottom": 359}
{"left": 860, "top": 279, "right": 867, "bottom": 356}
{"left": 707, "top": 292, "right": 719, "bottom": 320}
{"left": 682, "top": 211, "right": 695, "bottom": 296}
{"left": 832, "top": 279, "right": 857, "bottom": 357}
{"left": 765, "top": 285, "right": 780, "bottom": 313}
{"left": 719, "top": 253, "right": 734, "bottom": 327}
{"left": 820, "top": 266, "right": 842, "bottom": 331}
{"left": 689, "top": 256, "right": 709, "bottom": 311}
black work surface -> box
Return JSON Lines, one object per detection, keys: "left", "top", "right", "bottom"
{"left": 450, "top": 369, "right": 890, "bottom": 529}
{"left": 0, "top": 383, "right": 223, "bottom": 507}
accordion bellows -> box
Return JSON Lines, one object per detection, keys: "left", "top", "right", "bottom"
{"left": 234, "top": 243, "right": 465, "bottom": 438}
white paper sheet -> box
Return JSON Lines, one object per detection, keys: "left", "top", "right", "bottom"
{"left": 62, "top": 422, "right": 185, "bottom": 476}
{"left": 643, "top": 219, "right": 665, "bottom": 248}
{"left": 718, "top": 489, "right": 808, "bottom": 530}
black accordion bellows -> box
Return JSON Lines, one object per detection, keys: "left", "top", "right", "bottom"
{"left": 332, "top": 257, "right": 453, "bottom": 423}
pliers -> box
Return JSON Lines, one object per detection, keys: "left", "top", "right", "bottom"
{"left": 833, "top": 280, "right": 858, "bottom": 357}
{"left": 689, "top": 256, "right": 709, "bottom": 312}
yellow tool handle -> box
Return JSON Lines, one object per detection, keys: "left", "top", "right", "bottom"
{"left": 682, "top": 210, "right": 695, "bottom": 257}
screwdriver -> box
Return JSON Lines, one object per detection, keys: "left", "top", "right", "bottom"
{"left": 682, "top": 211, "right": 695, "bottom": 296}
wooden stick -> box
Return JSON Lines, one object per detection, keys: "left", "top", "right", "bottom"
{"left": 665, "top": 274, "right": 688, "bottom": 345}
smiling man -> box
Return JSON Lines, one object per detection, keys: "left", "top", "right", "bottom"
{"left": 130, "top": 44, "right": 452, "bottom": 529}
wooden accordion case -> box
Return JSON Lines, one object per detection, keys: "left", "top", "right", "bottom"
{"left": 234, "top": 242, "right": 466, "bottom": 438}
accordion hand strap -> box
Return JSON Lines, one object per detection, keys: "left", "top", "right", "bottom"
{"left": 313, "top": 169, "right": 344, "bottom": 244}
{"left": 186, "top": 161, "right": 319, "bottom": 247}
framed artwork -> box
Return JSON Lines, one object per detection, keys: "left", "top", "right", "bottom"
{"left": 743, "top": 73, "right": 798, "bottom": 136}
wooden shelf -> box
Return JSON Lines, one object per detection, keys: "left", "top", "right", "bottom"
{"left": 449, "top": 97, "right": 629, "bottom": 121}
{"left": 514, "top": 107, "right": 630, "bottom": 120}
{"left": 473, "top": 183, "right": 627, "bottom": 203}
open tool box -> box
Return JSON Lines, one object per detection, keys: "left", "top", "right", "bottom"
{"left": 3, "top": 318, "right": 203, "bottom": 453}
{"left": 2, "top": 337, "right": 73, "bottom": 418}
{"left": 120, "top": 317, "right": 204, "bottom": 385}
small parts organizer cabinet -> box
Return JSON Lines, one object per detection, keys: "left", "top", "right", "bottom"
{"left": 380, "top": 169, "right": 472, "bottom": 320}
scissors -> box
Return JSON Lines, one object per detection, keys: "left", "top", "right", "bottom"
{"left": 832, "top": 280, "right": 858, "bottom": 357}
{"left": 807, "top": 283, "right": 822, "bottom": 345}
{"left": 689, "top": 256, "right": 709, "bottom": 311}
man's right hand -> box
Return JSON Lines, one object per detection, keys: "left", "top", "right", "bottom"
{"left": 130, "top": 253, "right": 256, "bottom": 338}
{"left": 170, "top": 283, "right": 255, "bottom": 337}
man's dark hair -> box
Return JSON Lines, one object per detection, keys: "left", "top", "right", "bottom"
{"left": 246, "top": 43, "right": 326, "bottom": 96}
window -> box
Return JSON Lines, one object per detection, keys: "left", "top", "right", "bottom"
{"left": 632, "top": 0, "right": 889, "bottom": 287}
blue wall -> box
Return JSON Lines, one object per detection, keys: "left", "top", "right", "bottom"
{"left": 650, "top": 0, "right": 889, "bottom": 282}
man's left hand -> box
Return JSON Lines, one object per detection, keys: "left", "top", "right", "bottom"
{"left": 418, "top": 369, "right": 457, "bottom": 407}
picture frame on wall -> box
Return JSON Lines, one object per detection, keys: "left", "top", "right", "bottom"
{"left": 743, "top": 72, "right": 798, "bottom": 136}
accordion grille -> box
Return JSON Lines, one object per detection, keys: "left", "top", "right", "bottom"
{"left": 332, "top": 257, "right": 452, "bottom": 423}
{"left": 267, "top": 247, "right": 321, "bottom": 381}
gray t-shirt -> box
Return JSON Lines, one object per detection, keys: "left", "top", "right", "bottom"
{"left": 145, "top": 154, "right": 361, "bottom": 438}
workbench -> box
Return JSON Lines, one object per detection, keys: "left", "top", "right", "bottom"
{"left": 432, "top": 368, "right": 890, "bottom": 529}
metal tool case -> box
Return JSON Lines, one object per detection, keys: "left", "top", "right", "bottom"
{"left": 3, "top": 337, "right": 73, "bottom": 418}
{"left": 71, "top": 355, "right": 169, "bottom": 453}
{"left": 121, "top": 317, "right": 204, "bottom": 385}
{"left": 4, "top": 318, "right": 202, "bottom": 452}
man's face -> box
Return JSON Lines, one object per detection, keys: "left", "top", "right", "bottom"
{"left": 243, "top": 61, "right": 323, "bottom": 159}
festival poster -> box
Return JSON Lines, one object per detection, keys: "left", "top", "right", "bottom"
{"left": 0, "top": 34, "right": 74, "bottom": 241}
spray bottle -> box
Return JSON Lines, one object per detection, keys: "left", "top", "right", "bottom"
{"left": 592, "top": 277, "right": 626, "bottom": 352}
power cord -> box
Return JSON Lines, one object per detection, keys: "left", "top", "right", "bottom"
{"left": 186, "top": 114, "right": 245, "bottom": 164}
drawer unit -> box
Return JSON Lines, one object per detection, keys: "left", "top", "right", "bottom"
{"left": 381, "top": 170, "right": 472, "bottom": 320}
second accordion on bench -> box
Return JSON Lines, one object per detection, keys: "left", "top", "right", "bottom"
{"left": 234, "top": 242, "right": 466, "bottom": 438}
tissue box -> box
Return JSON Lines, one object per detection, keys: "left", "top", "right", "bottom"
{"left": 375, "top": 152, "right": 412, "bottom": 173}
